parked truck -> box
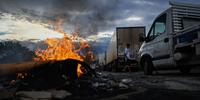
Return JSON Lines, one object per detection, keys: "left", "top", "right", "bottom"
{"left": 100, "top": 27, "right": 145, "bottom": 71}
{"left": 138, "top": 1, "right": 200, "bottom": 75}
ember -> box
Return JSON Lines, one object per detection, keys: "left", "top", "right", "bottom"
{"left": 16, "top": 72, "right": 28, "bottom": 79}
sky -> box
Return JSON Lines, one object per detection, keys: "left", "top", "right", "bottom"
{"left": 0, "top": 0, "right": 200, "bottom": 42}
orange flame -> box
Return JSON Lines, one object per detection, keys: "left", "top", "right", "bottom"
{"left": 34, "top": 18, "right": 94, "bottom": 78}
{"left": 77, "top": 64, "right": 84, "bottom": 78}
{"left": 34, "top": 34, "right": 83, "bottom": 62}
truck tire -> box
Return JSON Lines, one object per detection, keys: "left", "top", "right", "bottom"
{"left": 142, "top": 58, "right": 153, "bottom": 75}
{"left": 179, "top": 66, "right": 191, "bottom": 74}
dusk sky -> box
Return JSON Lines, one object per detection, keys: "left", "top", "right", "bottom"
{"left": 0, "top": 0, "right": 200, "bottom": 41}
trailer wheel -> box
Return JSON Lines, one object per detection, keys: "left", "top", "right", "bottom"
{"left": 179, "top": 66, "right": 191, "bottom": 74}
{"left": 142, "top": 58, "right": 153, "bottom": 75}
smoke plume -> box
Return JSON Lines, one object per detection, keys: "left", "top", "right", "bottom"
{"left": 0, "top": 0, "right": 119, "bottom": 36}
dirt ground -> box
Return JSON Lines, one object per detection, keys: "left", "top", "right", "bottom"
{"left": 100, "top": 67, "right": 200, "bottom": 100}
{"left": 1, "top": 66, "right": 200, "bottom": 100}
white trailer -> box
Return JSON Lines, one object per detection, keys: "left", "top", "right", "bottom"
{"left": 102, "top": 27, "right": 145, "bottom": 71}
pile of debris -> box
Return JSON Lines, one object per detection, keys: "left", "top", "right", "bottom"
{"left": 0, "top": 59, "right": 134, "bottom": 100}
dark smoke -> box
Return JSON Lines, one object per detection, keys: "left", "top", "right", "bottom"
{"left": 50, "top": 0, "right": 119, "bottom": 36}
{"left": 0, "top": 0, "right": 119, "bottom": 36}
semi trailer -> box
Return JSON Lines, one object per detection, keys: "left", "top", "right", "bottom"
{"left": 99, "top": 27, "right": 145, "bottom": 71}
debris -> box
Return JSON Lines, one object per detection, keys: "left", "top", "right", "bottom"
{"left": 109, "top": 80, "right": 119, "bottom": 88}
{"left": 121, "top": 78, "right": 132, "bottom": 84}
{"left": 16, "top": 91, "right": 52, "bottom": 99}
{"left": 0, "top": 91, "right": 13, "bottom": 100}
{"left": 51, "top": 90, "right": 72, "bottom": 99}
{"left": 92, "top": 73, "right": 120, "bottom": 90}
{"left": 0, "top": 60, "right": 133, "bottom": 99}
{"left": 151, "top": 80, "right": 159, "bottom": 83}
{"left": 119, "top": 83, "right": 129, "bottom": 89}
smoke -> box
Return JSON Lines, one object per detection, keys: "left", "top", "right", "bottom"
{"left": 49, "top": 0, "right": 119, "bottom": 36}
{"left": 0, "top": 0, "right": 119, "bottom": 36}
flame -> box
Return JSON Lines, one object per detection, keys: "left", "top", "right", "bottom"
{"left": 34, "top": 34, "right": 86, "bottom": 77}
{"left": 77, "top": 64, "right": 84, "bottom": 78}
{"left": 34, "top": 34, "right": 83, "bottom": 62}
{"left": 34, "top": 18, "right": 94, "bottom": 78}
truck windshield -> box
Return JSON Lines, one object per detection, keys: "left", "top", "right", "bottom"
{"left": 147, "top": 13, "right": 166, "bottom": 40}
{"left": 154, "top": 14, "right": 166, "bottom": 36}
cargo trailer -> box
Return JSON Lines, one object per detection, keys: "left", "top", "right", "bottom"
{"left": 101, "top": 27, "right": 145, "bottom": 71}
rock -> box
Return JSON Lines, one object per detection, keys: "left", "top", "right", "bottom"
{"left": 92, "top": 82, "right": 108, "bottom": 89}
{"left": 92, "top": 82, "right": 100, "bottom": 87}
{"left": 119, "top": 83, "right": 129, "bottom": 89}
{"left": 109, "top": 80, "right": 119, "bottom": 88}
{"left": 51, "top": 90, "right": 71, "bottom": 99}
{"left": 121, "top": 78, "right": 132, "bottom": 84}
{"left": 16, "top": 91, "right": 52, "bottom": 99}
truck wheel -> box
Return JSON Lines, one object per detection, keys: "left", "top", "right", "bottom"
{"left": 179, "top": 66, "right": 191, "bottom": 74}
{"left": 143, "top": 58, "right": 153, "bottom": 75}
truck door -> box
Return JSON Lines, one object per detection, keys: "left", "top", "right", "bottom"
{"left": 147, "top": 13, "right": 170, "bottom": 61}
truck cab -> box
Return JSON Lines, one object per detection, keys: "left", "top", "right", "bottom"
{"left": 138, "top": 2, "right": 200, "bottom": 75}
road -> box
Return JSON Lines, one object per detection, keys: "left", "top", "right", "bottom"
{"left": 101, "top": 68, "right": 200, "bottom": 100}
{"left": 1, "top": 66, "right": 200, "bottom": 100}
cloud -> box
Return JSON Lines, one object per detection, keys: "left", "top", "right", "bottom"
{"left": 0, "top": 13, "right": 63, "bottom": 41}
{"left": 0, "top": 0, "right": 200, "bottom": 40}
{"left": 0, "top": 0, "right": 118, "bottom": 35}
{"left": 125, "top": 16, "right": 143, "bottom": 21}
{"left": 132, "top": 0, "right": 155, "bottom": 6}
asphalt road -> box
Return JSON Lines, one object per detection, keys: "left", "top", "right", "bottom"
{"left": 101, "top": 67, "right": 200, "bottom": 100}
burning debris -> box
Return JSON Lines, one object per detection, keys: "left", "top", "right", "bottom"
{"left": 0, "top": 30, "right": 131, "bottom": 98}
{"left": 32, "top": 18, "right": 95, "bottom": 79}
{"left": 0, "top": 16, "right": 133, "bottom": 100}
{"left": 0, "top": 59, "right": 133, "bottom": 99}
{"left": 34, "top": 16, "right": 94, "bottom": 62}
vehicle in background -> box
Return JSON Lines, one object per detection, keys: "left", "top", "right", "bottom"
{"left": 138, "top": 1, "right": 200, "bottom": 75}
{"left": 99, "top": 27, "right": 145, "bottom": 71}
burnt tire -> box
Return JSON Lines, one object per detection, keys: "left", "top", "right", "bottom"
{"left": 142, "top": 58, "right": 153, "bottom": 75}
{"left": 179, "top": 66, "right": 191, "bottom": 74}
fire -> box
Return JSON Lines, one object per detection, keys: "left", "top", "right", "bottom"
{"left": 34, "top": 18, "right": 93, "bottom": 78}
{"left": 34, "top": 34, "right": 83, "bottom": 62}
{"left": 17, "top": 72, "right": 28, "bottom": 79}
{"left": 77, "top": 64, "right": 84, "bottom": 78}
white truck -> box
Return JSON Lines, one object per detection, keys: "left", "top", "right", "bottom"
{"left": 138, "top": 1, "right": 200, "bottom": 75}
